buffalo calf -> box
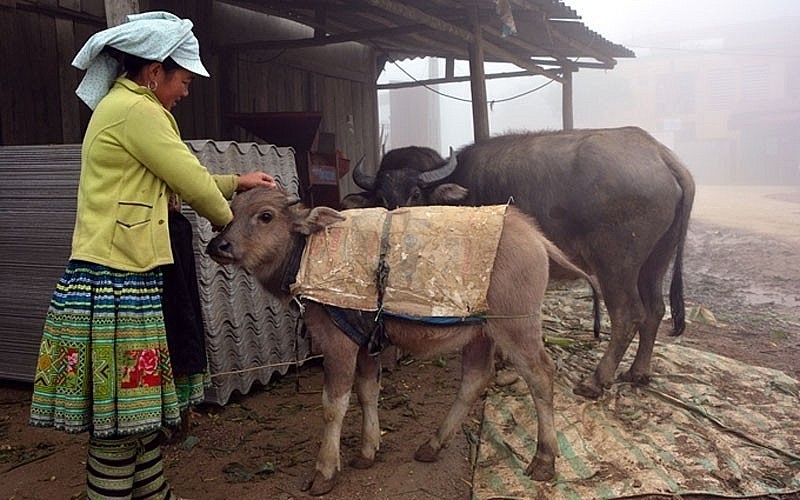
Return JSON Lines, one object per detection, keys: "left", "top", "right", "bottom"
{"left": 206, "top": 188, "right": 593, "bottom": 495}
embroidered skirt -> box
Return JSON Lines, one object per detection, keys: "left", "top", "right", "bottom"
{"left": 30, "top": 261, "right": 180, "bottom": 438}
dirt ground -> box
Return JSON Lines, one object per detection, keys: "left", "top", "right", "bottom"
{"left": 1, "top": 185, "right": 799, "bottom": 500}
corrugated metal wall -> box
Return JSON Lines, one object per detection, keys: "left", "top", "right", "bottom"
{"left": 0, "top": 141, "right": 308, "bottom": 406}
{"left": 185, "top": 141, "right": 307, "bottom": 405}
{"left": 0, "top": 145, "right": 80, "bottom": 383}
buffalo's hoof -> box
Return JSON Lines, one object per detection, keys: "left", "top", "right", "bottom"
{"left": 414, "top": 441, "right": 440, "bottom": 462}
{"left": 303, "top": 470, "right": 338, "bottom": 496}
{"left": 620, "top": 370, "right": 651, "bottom": 386}
{"left": 349, "top": 454, "right": 375, "bottom": 470}
{"left": 525, "top": 457, "right": 556, "bottom": 481}
{"left": 573, "top": 379, "right": 603, "bottom": 399}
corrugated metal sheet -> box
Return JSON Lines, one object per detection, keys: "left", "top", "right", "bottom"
{"left": 0, "top": 145, "right": 80, "bottom": 383}
{"left": 185, "top": 140, "right": 308, "bottom": 405}
{"left": 0, "top": 141, "right": 307, "bottom": 406}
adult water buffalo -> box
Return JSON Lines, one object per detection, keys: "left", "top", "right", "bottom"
{"left": 206, "top": 188, "right": 596, "bottom": 495}
{"left": 350, "top": 127, "right": 696, "bottom": 399}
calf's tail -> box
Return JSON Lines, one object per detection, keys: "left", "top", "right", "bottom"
{"left": 543, "top": 239, "right": 602, "bottom": 338}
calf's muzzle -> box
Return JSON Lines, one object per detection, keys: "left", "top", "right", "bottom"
{"left": 206, "top": 234, "right": 235, "bottom": 264}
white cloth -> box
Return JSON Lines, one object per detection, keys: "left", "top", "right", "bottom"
{"left": 72, "top": 11, "right": 209, "bottom": 109}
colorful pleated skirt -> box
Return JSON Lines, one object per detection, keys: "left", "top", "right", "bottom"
{"left": 30, "top": 261, "right": 180, "bottom": 438}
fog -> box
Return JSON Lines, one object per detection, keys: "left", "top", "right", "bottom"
{"left": 378, "top": 0, "right": 800, "bottom": 185}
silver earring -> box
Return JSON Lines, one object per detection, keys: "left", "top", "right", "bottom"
{"left": 148, "top": 81, "right": 157, "bottom": 91}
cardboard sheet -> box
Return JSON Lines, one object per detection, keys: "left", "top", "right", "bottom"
{"left": 292, "top": 204, "right": 508, "bottom": 318}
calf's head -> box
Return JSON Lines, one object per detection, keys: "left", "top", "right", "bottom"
{"left": 206, "top": 187, "right": 345, "bottom": 294}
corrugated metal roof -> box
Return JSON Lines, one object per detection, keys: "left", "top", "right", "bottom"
{"left": 0, "top": 141, "right": 307, "bottom": 406}
{"left": 219, "top": 0, "right": 634, "bottom": 74}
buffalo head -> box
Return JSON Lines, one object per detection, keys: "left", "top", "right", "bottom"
{"left": 351, "top": 146, "right": 467, "bottom": 209}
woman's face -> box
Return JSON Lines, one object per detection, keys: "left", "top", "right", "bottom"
{"left": 153, "top": 67, "right": 195, "bottom": 110}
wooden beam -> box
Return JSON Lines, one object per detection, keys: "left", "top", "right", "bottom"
{"left": 104, "top": 0, "right": 138, "bottom": 27}
{"left": 468, "top": 7, "right": 489, "bottom": 141}
{"left": 445, "top": 58, "right": 454, "bottom": 79}
{"left": 362, "top": 0, "right": 475, "bottom": 42}
{"left": 55, "top": 16, "right": 81, "bottom": 142}
{"left": 377, "top": 70, "right": 538, "bottom": 90}
{"left": 218, "top": 24, "right": 431, "bottom": 52}
{"left": 547, "top": 21, "right": 616, "bottom": 66}
{"left": 362, "top": 0, "right": 561, "bottom": 83}
{"left": 482, "top": 24, "right": 579, "bottom": 72}
{"left": 561, "top": 69, "right": 573, "bottom": 130}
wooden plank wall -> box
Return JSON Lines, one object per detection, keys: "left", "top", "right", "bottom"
{"left": 0, "top": 1, "right": 105, "bottom": 145}
{"left": 221, "top": 48, "right": 377, "bottom": 195}
{"left": 0, "top": 0, "right": 380, "bottom": 197}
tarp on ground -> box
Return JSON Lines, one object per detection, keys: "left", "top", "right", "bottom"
{"left": 473, "top": 340, "right": 800, "bottom": 499}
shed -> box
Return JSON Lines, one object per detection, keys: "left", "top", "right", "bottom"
{"left": 0, "top": 0, "right": 633, "bottom": 396}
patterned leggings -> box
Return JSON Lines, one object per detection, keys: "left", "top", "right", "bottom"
{"left": 87, "top": 431, "right": 173, "bottom": 499}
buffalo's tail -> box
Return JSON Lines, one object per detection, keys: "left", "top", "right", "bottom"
{"left": 663, "top": 148, "right": 696, "bottom": 337}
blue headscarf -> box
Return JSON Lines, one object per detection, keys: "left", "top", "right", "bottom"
{"left": 72, "top": 11, "right": 210, "bottom": 109}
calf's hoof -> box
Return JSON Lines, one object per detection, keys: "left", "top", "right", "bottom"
{"left": 494, "top": 368, "right": 519, "bottom": 387}
{"left": 413, "top": 441, "right": 440, "bottom": 462}
{"left": 349, "top": 454, "right": 375, "bottom": 470}
{"left": 620, "top": 370, "right": 651, "bottom": 386}
{"left": 303, "top": 470, "right": 338, "bottom": 496}
{"left": 572, "top": 379, "right": 603, "bottom": 400}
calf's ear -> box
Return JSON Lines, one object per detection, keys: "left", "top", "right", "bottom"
{"left": 293, "top": 206, "right": 346, "bottom": 235}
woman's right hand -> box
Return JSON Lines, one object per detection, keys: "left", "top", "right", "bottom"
{"left": 236, "top": 171, "right": 277, "bottom": 192}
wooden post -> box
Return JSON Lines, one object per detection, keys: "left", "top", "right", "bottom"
{"left": 468, "top": 7, "right": 489, "bottom": 141}
{"left": 104, "top": 0, "right": 139, "bottom": 27}
{"left": 562, "top": 69, "right": 574, "bottom": 130}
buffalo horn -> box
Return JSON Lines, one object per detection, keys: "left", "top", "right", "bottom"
{"left": 418, "top": 147, "right": 457, "bottom": 187}
{"left": 351, "top": 155, "right": 375, "bottom": 191}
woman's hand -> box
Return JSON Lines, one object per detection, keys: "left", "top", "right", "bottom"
{"left": 236, "top": 171, "right": 277, "bottom": 192}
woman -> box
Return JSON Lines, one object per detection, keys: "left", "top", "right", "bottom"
{"left": 29, "top": 11, "right": 274, "bottom": 499}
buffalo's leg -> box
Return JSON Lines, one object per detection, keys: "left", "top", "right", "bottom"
{"left": 350, "top": 347, "right": 381, "bottom": 469}
{"left": 620, "top": 311, "right": 660, "bottom": 386}
{"left": 574, "top": 271, "right": 645, "bottom": 399}
{"left": 414, "top": 334, "right": 494, "bottom": 462}
{"left": 495, "top": 320, "right": 557, "bottom": 481}
{"left": 623, "top": 264, "right": 668, "bottom": 385}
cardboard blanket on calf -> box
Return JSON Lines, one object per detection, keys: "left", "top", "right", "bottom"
{"left": 291, "top": 204, "right": 508, "bottom": 318}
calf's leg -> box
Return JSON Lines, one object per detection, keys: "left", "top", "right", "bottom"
{"left": 350, "top": 347, "right": 381, "bottom": 469}
{"left": 303, "top": 308, "right": 360, "bottom": 496}
{"left": 414, "top": 334, "right": 494, "bottom": 462}
{"left": 494, "top": 320, "right": 557, "bottom": 481}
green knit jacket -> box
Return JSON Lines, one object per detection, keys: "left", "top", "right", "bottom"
{"left": 70, "top": 77, "right": 237, "bottom": 272}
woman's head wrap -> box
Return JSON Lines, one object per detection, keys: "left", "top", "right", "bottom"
{"left": 72, "top": 11, "right": 210, "bottom": 109}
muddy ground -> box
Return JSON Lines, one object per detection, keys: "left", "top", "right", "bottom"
{"left": 1, "top": 185, "right": 799, "bottom": 500}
